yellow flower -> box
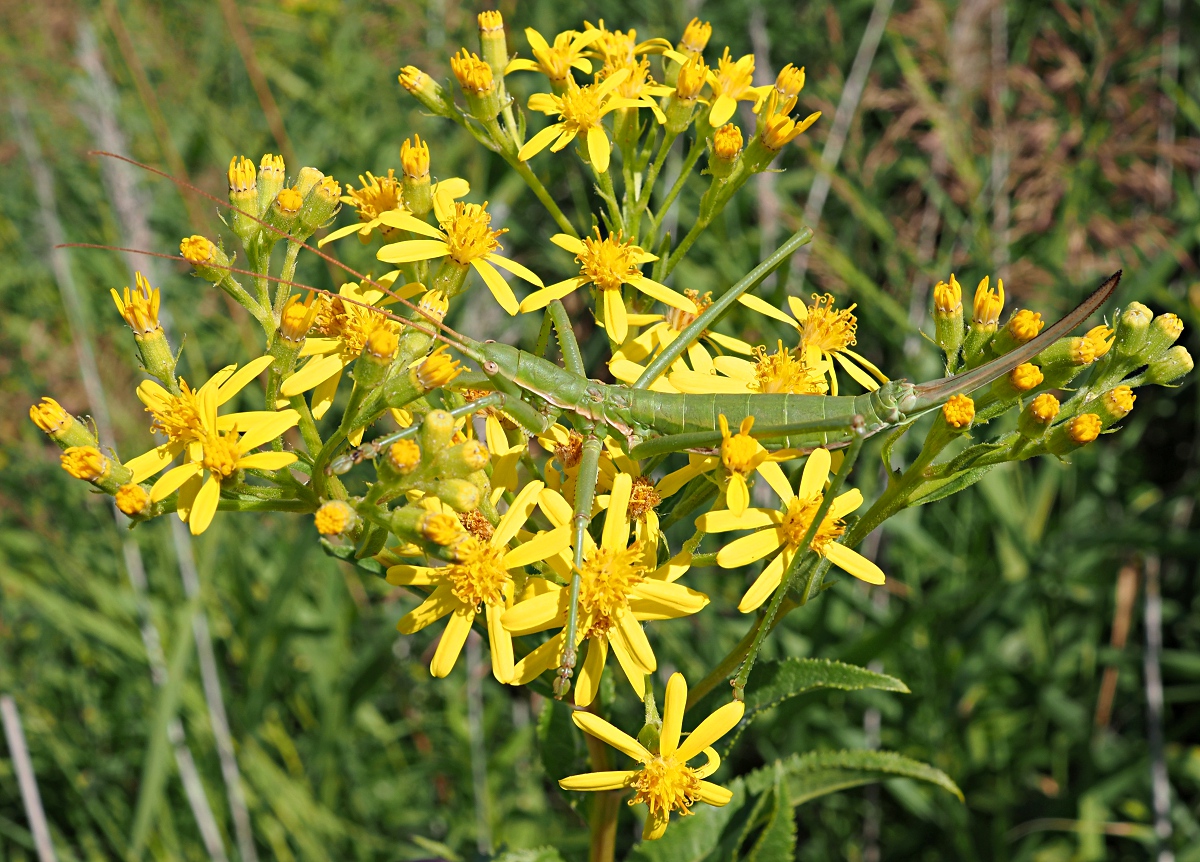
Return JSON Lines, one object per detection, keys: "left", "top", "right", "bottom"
{"left": 972, "top": 276, "right": 1004, "bottom": 329}
{"left": 706, "top": 49, "right": 771, "bottom": 126}
{"left": 520, "top": 229, "right": 696, "bottom": 343}
{"left": 667, "top": 340, "right": 829, "bottom": 396}
{"left": 279, "top": 278, "right": 422, "bottom": 419}
{"left": 505, "top": 28, "right": 602, "bottom": 85}
{"left": 125, "top": 356, "right": 277, "bottom": 484}
{"left": 737, "top": 293, "right": 887, "bottom": 395}
{"left": 319, "top": 170, "right": 469, "bottom": 247}
{"left": 149, "top": 406, "right": 300, "bottom": 536}
{"left": 698, "top": 447, "right": 884, "bottom": 612}
{"left": 504, "top": 474, "right": 709, "bottom": 705}
{"left": 518, "top": 68, "right": 657, "bottom": 174}
{"left": 678, "top": 18, "right": 713, "bottom": 56}
{"left": 537, "top": 423, "right": 618, "bottom": 503}
{"left": 387, "top": 481, "right": 571, "bottom": 682}
{"left": 110, "top": 272, "right": 162, "bottom": 338}
{"left": 942, "top": 394, "right": 975, "bottom": 429}
{"left": 581, "top": 20, "right": 673, "bottom": 66}
{"left": 600, "top": 58, "right": 672, "bottom": 117}
{"left": 758, "top": 101, "right": 821, "bottom": 151}
{"left": 560, "top": 672, "right": 740, "bottom": 840}
{"left": 375, "top": 202, "right": 543, "bottom": 315}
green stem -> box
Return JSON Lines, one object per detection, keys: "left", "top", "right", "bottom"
{"left": 628, "top": 130, "right": 678, "bottom": 239}
{"left": 507, "top": 157, "right": 578, "bottom": 237}
{"left": 593, "top": 167, "right": 623, "bottom": 235}
{"left": 648, "top": 135, "right": 706, "bottom": 248}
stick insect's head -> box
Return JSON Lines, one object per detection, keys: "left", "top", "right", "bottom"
{"left": 474, "top": 339, "right": 521, "bottom": 381}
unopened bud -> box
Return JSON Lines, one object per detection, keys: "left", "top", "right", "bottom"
{"left": 933, "top": 275, "right": 965, "bottom": 359}
{"left": 267, "top": 186, "right": 304, "bottom": 235}
{"left": 664, "top": 58, "right": 708, "bottom": 133}
{"left": 180, "top": 235, "right": 230, "bottom": 283}
{"left": 421, "top": 511, "right": 466, "bottom": 546}
{"left": 1097, "top": 385, "right": 1135, "bottom": 425}
{"left": 279, "top": 294, "right": 319, "bottom": 345}
{"left": 678, "top": 17, "right": 712, "bottom": 55}
{"left": 435, "top": 439, "right": 491, "bottom": 479}
{"left": 295, "top": 167, "right": 324, "bottom": 198}
{"left": 478, "top": 11, "right": 509, "bottom": 81}
{"left": 772, "top": 64, "right": 806, "bottom": 101}
{"left": 1114, "top": 302, "right": 1152, "bottom": 359}
{"left": 258, "top": 154, "right": 286, "bottom": 215}
{"left": 399, "top": 65, "right": 454, "bottom": 116}
{"left": 30, "top": 397, "right": 96, "bottom": 448}
{"left": 61, "top": 446, "right": 110, "bottom": 482}
{"left": 299, "top": 176, "right": 341, "bottom": 234}
{"left": 1144, "top": 345, "right": 1193, "bottom": 385}
{"left": 386, "top": 439, "right": 422, "bottom": 475}
{"left": 941, "top": 394, "right": 975, "bottom": 430}
{"left": 1084, "top": 324, "right": 1115, "bottom": 359}
{"left": 971, "top": 276, "right": 1004, "bottom": 330}
{"left": 435, "top": 478, "right": 481, "bottom": 512}
{"left": 315, "top": 500, "right": 358, "bottom": 536}
{"left": 1142, "top": 313, "right": 1185, "bottom": 363}
{"left": 420, "top": 409, "right": 457, "bottom": 453}
{"left": 451, "top": 49, "right": 501, "bottom": 120}
{"left": 1018, "top": 393, "right": 1060, "bottom": 440}
{"left": 414, "top": 345, "right": 463, "bottom": 391}
{"left": 116, "top": 483, "right": 152, "bottom": 517}
{"left": 364, "top": 327, "right": 399, "bottom": 362}
{"left": 1010, "top": 363, "right": 1044, "bottom": 392}
{"left": 228, "top": 155, "right": 260, "bottom": 244}
{"left": 400, "top": 135, "right": 432, "bottom": 215}
{"left": 1038, "top": 336, "right": 1096, "bottom": 368}
{"left": 1048, "top": 412, "right": 1102, "bottom": 454}
{"left": 707, "top": 124, "right": 742, "bottom": 178}
{"left": 990, "top": 308, "right": 1045, "bottom": 356}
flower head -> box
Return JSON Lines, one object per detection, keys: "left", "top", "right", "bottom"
{"left": 388, "top": 482, "right": 570, "bottom": 682}
{"left": 62, "top": 446, "right": 109, "bottom": 482}
{"left": 668, "top": 340, "right": 829, "bottom": 397}
{"left": 934, "top": 275, "right": 962, "bottom": 313}
{"left": 116, "top": 483, "right": 151, "bottom": 516}
{"left": 942, "top": 394, "right": 975, "bottom": 429}
{"left": 678, "top": 18, "right": 712, "bottom": 55}
{"left": 972, "top": 276, "right": 1004, "bottom": 329}
{"left": 560, "top": 673, "right": 740, "bottom": 839}
{"left": 581, "top": 20, "right": 672, "bottom": 66}
{"left": 506, "top": 28, "right": 601, "bottom": 85}
{"left": 29, "top": 397, "right": 74, "bottom": 437}
{"left": 341, "top": 171, "right": 405, "bottom": 239}
{"left": 1010, "top": 362, "right": 1044, "bottom": 392}
{"left": 707, "top": 49, "right": 770, "bottom": 126}
{"left": 111, "top": 272, "right": 162, "bottom": 338}
{"left": 699, "top": 448, "right": 884, "bottom": 612}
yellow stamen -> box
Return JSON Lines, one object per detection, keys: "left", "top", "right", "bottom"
{"left": 445, "top": 539, "right": 509, "bottom": 609}
{"left": 259, "top": 154, "right": 285, "bottom": 183}
{"left": 442, "top": 202, "right": 506, "bottom": 265}
{"left": 343, "top": 170, "right": 403, "bottom": 225}
{"left": 752, "top": 341, "right": 827, "bottom": 395}
{"left": 799, "top": 294, "right": 858, "bottom": 355}
{"left": 202, "top": 430, "right": 242, "bottom": 480}
{"left": 579, "top": 542, "right": 646, "bottom": 633}
{"left": 665, "top": 290, "right": 713, "bottom": 331}
{"left": 780, "top": 492, "right": 845, "bottom": 553}
{"left": 422, "top": 512, "right": 465, "bottom": 547}
{"left": 477, "top": 10, "right": 504, "bottom": 32}
{"left": 577, "top": 229, "right": 644, "bottom": 291}
{"left": 629, "top": 756, "right": 702, "bottom": 823}
{"left": 627, "top": 477, "right": 661, "bottom": 522}
{"left": 1104, "top": 385, "right": 1135, "bottom": 417}
{"left": 458, "top": 509, "right": 495, "bottom": 543}
{"left": 720, "top": 415, "right": 759, "bottom": 475}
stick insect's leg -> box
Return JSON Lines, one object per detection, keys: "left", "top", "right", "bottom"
{"left": 555, "top": 424, "right": 604, "bottom": 698}
{"left": 627, "top": 415, "right": 858, "bottom": 461}
{"left": 549, "top": 300, "right": 586, "bottom": 378}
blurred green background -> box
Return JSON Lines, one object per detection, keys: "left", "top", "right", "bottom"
{"left": 2, "top": 0, "right": 1199, "bottom": 859}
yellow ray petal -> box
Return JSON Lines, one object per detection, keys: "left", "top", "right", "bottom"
{"left": 603, "top": 288, "right": 627, "bottom": 343}
{"left": 824, "top": 542, "right": 886, "bottom": 585}
{"left": 559, "top": 771, "right": 636, "bottom": 792}
{"left": 608, "top": 636, "right": 648, "bottom": 700}
{"left": 519, "top": 277, "right": 588, "bottom": 313}
{"left": 518, "top": 122, "right": 564, "bottom": 161}
{"left": 571, "top": 711, "right": 651, "bottom": 762}
{"left": 755, "top": 461, "right": 794, "bottom": 503}
{"left": 630, "top": 580, "right": 709, "bottom": 616}
{"left": 669, "top": 370, "right": 750, "bottom": 394}
{"left": 798, "top": 447, "right": 831, "bottom": 500}
{"left": 741, "top": 293, "right": 800, "bottom": 327}
{"left": 602, "top": 472, "right": 632, "bottom": 550}
{"left": 150, "top": 462, "right": 203, "bottom": 502}
{"left": 386, "top": 565, "right": 440, "bottom": 586}
{"left": 215, "top": 355, "right": 275, "bottom": 404}
{"left": 737, "top": 547, "right": 794, "bottom": 613}
{"left": 833, "top": 351, "right": 881, "bottom": 392}
{"left": 472, "top": 259, "right": 520, "bottom": 315}
{"left": 236, "top": 452, "right": 298, "bottom": 472}
{"left": 486, "top": 603, "right": 515, "bottom": 684}
{"left": 502, "top": 589, "right": 568, "bottom": 635}
{"left": 537, "top": 487, "right": 574, "bottom": 528}
{"left": 511, "top": 631, "right": 565, "bottom": 685}
{"left": 830, "top": 488, "right": 864, "bottom": 519}
{"left": 613, "top": 611, "right": 656, "bottom": 672}
{"left": 659, "top": 672, "right": 686, "bottom": 756}
{"left": 726, "top": 473, "right": 749, "bottom": 516}
{"left": 495, "top": 479, "right": 544, "bottom": 545}
{"left": 649, "top": 551, "right": 692, "bottom": 583}
{"left": 309, "top": 368, "right": 341, "bottom": 420}
{"left": 280, "top": 354, "right": 344, "bottom": 398}
{"left": 550, "top": 233, "right": 586, "bottom": 255}
{"left": 397, "top": 583, "right": 457, "bottom": 634}
{"left": 696, "top": 781, "right": 735, "bottom": 806}
{"left": 187, "top": 475, "right": 222, "bottom": 535}
{"left": 126, "top": 443, "right": 181, "bottom": 484}
{"left": 675, "top": 699, "right": 745, "bottom": 762}
{"left": 505, "top": 526, "right": 571, "bottom": 568}
{"left": 643, "top": 809, "right": 669, "bottom": 840}
{"left": 376, "top": 238, "right": 450, "bottom": 264}
{"left": 715, "top": 528, "right": 785, "bottom": 567}
{"left": 377, "top": 210, "right": 445, "bottom": 239}
{"left": 711, "top": 355, "right": 757, "bottom": 382}
{"left": 486, "top": 252, "right": 544, "bottom": 287}
{"left": 708, "top": 93, "right": 736, "bottom": 126}
{"left": 430, "top": 608, "right": 473, "bottom": 678}
{"left": 237, "top": 410, "right": 301, "bottom": 453}
{"left": 696, "top": 507, "right": 781, "bottom": 533}
{"left": 573, "top": 637, "right": 607, "bottom": 707}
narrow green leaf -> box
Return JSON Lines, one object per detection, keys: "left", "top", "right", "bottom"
{"left": 128, "top": 596, "right": 200, "bottom": 861}
{"left": 745, "top": 658, "right": 909, "bottom": 718}
{"left": 907, "top": 466, "right": 998, "bottom": 507}
{"left": 745, "top": 749, "right": 963, "bottom": 805}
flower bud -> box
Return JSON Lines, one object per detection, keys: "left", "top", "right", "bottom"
{"left": 1037, "top": 336, "right": 1096, "bottom": 369}
{"left": 415, "top": 345, "right": 463, "bottom": 391}
{"left": 422, "top": 511, "right": 467, "bottom": 547}
{"left": 295, "top": 166, "right": 324, "bottom": 198}
{"left": 1048, "top": 413, "right": 1102, "bottom": 455}
{"left": 279, "top": 294, "right": 320, "bottom": 346}
{"left": 991, "top": 309, "right": 1044, "bottom": 356}
{"left": 477, "top": 11, "right": 509, "bottom": 82}
{"left": 400, "top": 135, "right": 433, "bottom": 216}
{"left": 941, "top": 394, "right": 975, "bottom": 430}
{"left": 116, "top": 483, "right": 152, "bottom": 517}
{"left": 1084, "top": 324, "right": 1115, "bottom": 359}
{"left": 111, "top": 272, "right": 163, "bottom": 339}
{"left": 399, "top": 65, "right": 454, "bottom": 117}
{"left": 434, "top": 439, "right": 491, "bottom": 479}
{"left": 314, "top": 500, "right": 358, "bottom": 537}
{"left": 707, "top": 123, "right": 742, "bottom": 179}
{"left": 435, "top": 477, "right": 481, "bottom": 512}
{"left": 180, "top": 235, "right": 230, "bottom": 283}
{"left": 1018, "top": 393, "right": 1060, "bottom": 439}
{"left": 664, "top": 57, "right": 708, "bottom": 132}
{"left": 1096, "top": 385, "right": 1135, "bottom": 425}
{"left": 971, "top": 276, "right": 1004, "bottom": 331}
{"left": 451, "top": 49, "right": 502, "bottom": 120}
{"left": 772, "top": 64, "right": 806, "bottom": 101}
{"left": 1144, "top": 345, "right": 1193, "bottom": 385}
{"left": 1010, "top": 363, "right": 1044, "bottom": 393}
{"left": 678, "top": 17, "right": 712, "bottom": 56}
{"left": 266, "top": 186, "right": 304, "bottom": 236}
{"left": 258, "top": 154, "right": 286, "bottom": 216}
{"left": 385, "top": 439, "right": 422, "bottom": 475}
{"left": 61, "top": 446, "right": 109, "bottom": 482}
{"left": 933, "top": 275, "right": 964, "bottom": 359}
{"left": 227, "top": 155, "right": 260, "bottom": 244}
{"left": 1142, "top": 313, "right": 1184, "bottom": 363}
{"left": 30, "top": 397, "right": 94, "bottom": 449}
{"left": 420, "top": 409, "right": 458, "bottom": 453}
{"left": 298, "top": 176, "right": 341, "bottom": 235}
{"left": 1114, "top": 302, "right": 1152, "bottom": 359}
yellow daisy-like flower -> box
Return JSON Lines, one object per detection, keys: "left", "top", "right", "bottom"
{"left": 479, "top": 409, "right": 527, "bottom": 503}
{"left": 580, "top": 20, "right": 673, "bottom": 66}
{"left": 279, "top": 276, "right": 425, "bottom": 420}
{"left": 519, "top": 229, "right": 697, "bottom": 343}
{"left": 561, "top": 672, "right": 741, "bottom": 840}
{"left": 537, "top": 423, "right": 618, "bottom": 503}
{"left": 387, "top": 481, "right": 571, "bottom": 683}
{"left": 124, "top": 356, "right": 277, "bottom": 484}
{"left": 504, "top": 473, "right": 709, "bottom": 705}
{"left": 697, "top": 447, "right": 884, "bottom": 612}
{"left": 518, "top": 68, "right": 657, "bottom": 174}
{"left": 738, "top": 293, "right": 887, "bottom": 395}
{"left": 706, "top": 49, "right": 771, "bottom": 127}
{"left": 505, "top": 27, "right": 602, "bottom": 86}
{"left": 668, "top": 340, "right": 830, "bottom": 396}
{"left": 149, "top": 395, "right": 300, "bottom": 536}
{"left": 319, "top": 165, "right": 470, "bottom": 248}
{"left": 375, "top": 203, "right": 543, "bottom": 315}
{"left": 599, "top": 57, "right": 672, "bottom": 119}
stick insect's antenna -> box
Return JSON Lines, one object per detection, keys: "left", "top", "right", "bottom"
{"left": 57, "top": 242, "right": 469, "bottom": 351}
{"left": 85, "top": 150, "right": 473, "bottom": 347}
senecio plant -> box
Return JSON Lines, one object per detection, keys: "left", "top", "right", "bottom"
{"left": 35, "top": 12, "right": 1193, "bottom": 855}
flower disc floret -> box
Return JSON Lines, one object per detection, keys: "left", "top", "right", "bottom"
{"left": 447, "top": 540, "right": 509, "bottom": 609}
{"left": 972, "top": 276, "right": 1004, "bottom": 328}
{"left": 712, "top": 124, "right": 743, "bottom": 160}
{"left": 579, "top": 542, "right": 647, "bottom": 623}
{"left": 934, "top": 275, "right": 962, "bottom": 313}
{"left": 942, "top": 394, "right": 975, "bottom": 429}
{"left": 1010, "top": 363, "right": 1043, "bottom": 391}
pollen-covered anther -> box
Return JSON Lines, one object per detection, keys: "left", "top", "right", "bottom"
{"left": 934, "top": 275, "right": 962, "bottom": 314}
{"left": 443, "top": 202, "right": 505, "bottom": 265}
{"left": 344, "top": 171, "right": 404, "bottom": 223}
{"left": 421, "top": 512, "right": 467, "bottom": 547}
{"left": 203, "top": 431, "right": 242, "bottom": 480}
{"left": 679, "top": 17, "right": 712, "bottom": 54}
{"left": 579, "top": 542, "right": 646, "bottom": 620}
{"left": 1068, "top": 413, "right": 1102, "bottom": 445}
{"left": 627, "top": 477, "right": 661, "bottom": 522}
{"left": 630, "top": 756, "right": 702, "bottom": 822}
{"left": 712, "top": 124, "right": 743, "bottom": 161}
{"left": 387, "top": 439, "right": 422, "bottom": 474}
{"left": 555, "top": 432, "right": 584, "bottom": 469}
{"left": 1010, "top": 363, "right": 1044, "bottom": 392}
{"left": 116, "top": 484, "right": 151, "bottom": 516}
{"left": 752, "top": 341, "right": 827, "bottom": 395}
{"left": 1029, "top": 393, "right": 1060, "bottom": 423}
{"left": 972, "top": 276, "right": 1004, "bottom": 329}
{"left": 781, "top": 493, "right": 845, "bottom": 553}
{"left": 1007, "top": 309, "right": 1044, "bottom": 343}
{"left": 801, "top": 294, "right": 858, "bottom": 354}
{"left": 314, "top": 500, "right": 357, "bottom": 536}
{"left": 62, "top": 446, "right": 109, "bottom": 481}
{"left": 400, "top": 135, "right": 430, "bottom": 180}
{"left": 577, "top": 230, "right": 643, "bottom": 292}
{"left": 228, "top": 155, "right": 257, "bottom": 193}
{"left": 30, "top": 397, "right": 73, "bottom": 436}
{"left": 942, "top": 394, "right": 975, "bottom": 429}
{"left": 415, "top": 345, "right": 463, "bottom": 390}
{"left": 451, "top": 49, "right": 495, "bottom": 95}
{"left": 364, "top": 327, "right": 399, "bottom": 361}
{"left": 458, "top": 509, "right": 495, "bottom": 543}
{"left": 1084, "top": 325, "right": 1115, "bottom": 359}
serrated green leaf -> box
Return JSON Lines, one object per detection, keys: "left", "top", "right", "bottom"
{"left": 629, "top": 779, "right": 747, "bottom": 862}
{"left": 746, "top": 749, "right": 963, "bottom": 805}
{"left": 907, "top": 466, "right": 997, "bottom": 507}
{"left": 745, "top": 658, "right": 909, "bottom": 716}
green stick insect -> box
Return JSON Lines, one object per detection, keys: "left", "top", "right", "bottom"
{"left": 87, "top": 153, "right": 1122, "bottom": 697}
